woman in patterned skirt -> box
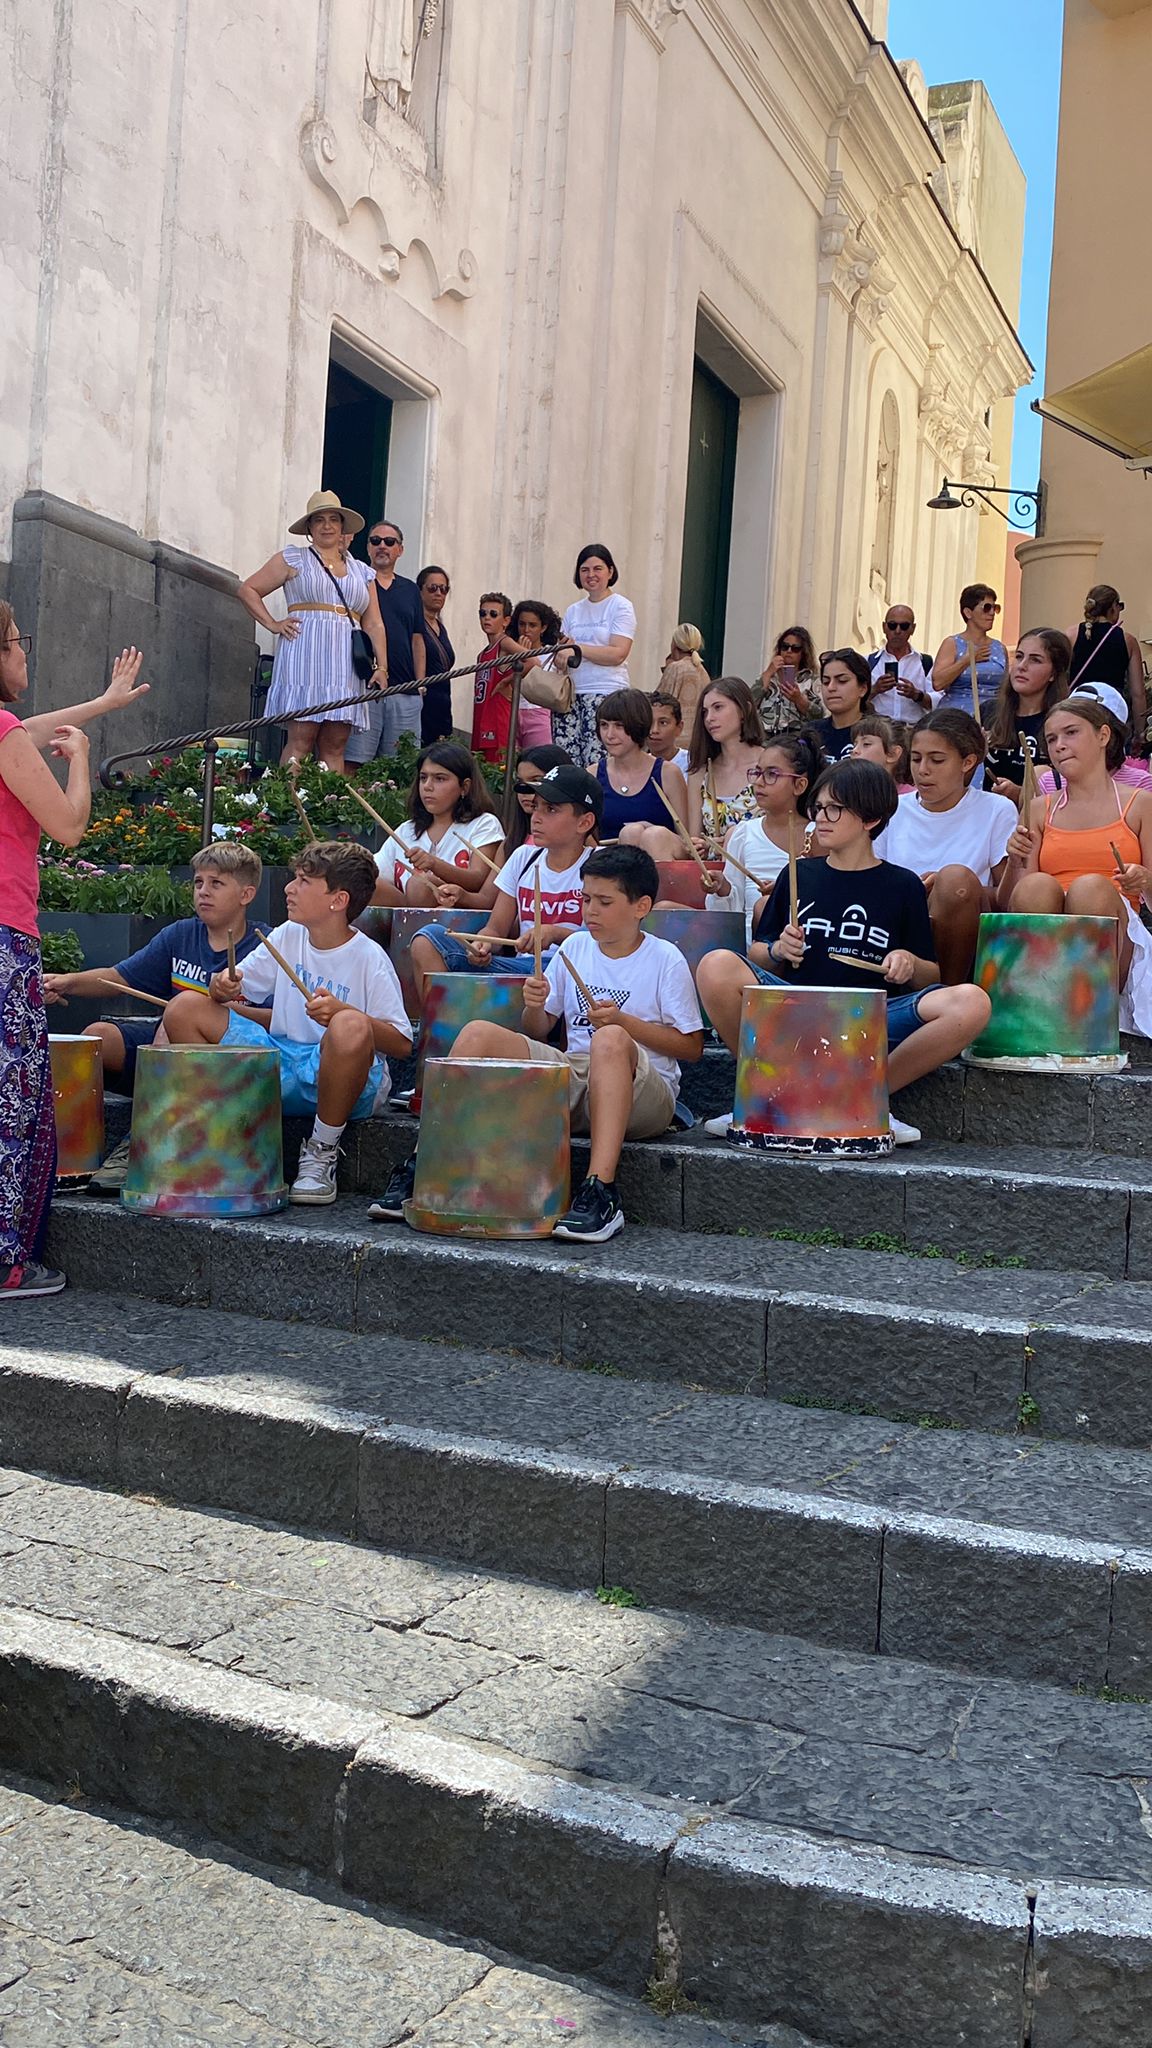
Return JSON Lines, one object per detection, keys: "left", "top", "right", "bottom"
{"left": 237, "top": 490, "right": 390, "bottom": 773}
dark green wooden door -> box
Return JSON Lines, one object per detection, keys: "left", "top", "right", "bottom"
{"left": 322, "top": 361, "right": 392, "bottom": 562}
{"left": 678, "top": 359, "right": 738, "bottom": 676}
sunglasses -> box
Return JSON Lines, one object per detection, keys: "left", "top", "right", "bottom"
{"left": 974, "top": 601, "right": 1001, "bottom": 614}
{"left": 368, "top": 535, "right": 401, "bottom": 547}
{"left": 423, "top": 583, "right": 448, "bottom": 595}
{"left": 779, "top": 643, "right": 804, "bottom": 655}
{"left": 479, "top": 607, "right": 505, "bottom": 619}
{"left": 884, "top": 620, "right": 913, "bottom": 631}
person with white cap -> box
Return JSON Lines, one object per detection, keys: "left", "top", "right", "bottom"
{"left": 237, "top": 491, "right": 389, "bottom": 773}
{"left": 1037, "top": 681, "right": 1152, "bottom": 796}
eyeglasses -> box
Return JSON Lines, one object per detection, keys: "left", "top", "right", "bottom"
{"left": 884, "top": 620, "right": 913, "bottom": 632}
{"left": 811, "top": 801, "right": 844, "bottom": 822}
{"left": 2, "top": 634, "right": 31, "bottom": 655}
{"left": 368, "top": 534, "right": 401, "bottom": 548}
{"left": 749, "top": 766, "right": 797, "bottom": 784}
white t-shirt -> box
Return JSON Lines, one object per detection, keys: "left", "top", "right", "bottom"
{"left": 562, "top": 593, "right": 637, "bottom": 698}
{"left": 543, "top": 930, "right": 703, "bottom": 1093}
{"left": 240, "top": 922, "right": 412, "bottom": 1056}
{"left": 375, "top": 814, "right": 503, "bottom": 894}
{"left": 866, "top": 648, "right": 940, "bottom": 723}
{"left": 876, "top": 786, "right": 1015, "bottom": 885}
{"left": 715, "top": 816, "right": 789, "bottom": 941}
{"left": 494, "top": 844, "right": 592, "bottom": 930}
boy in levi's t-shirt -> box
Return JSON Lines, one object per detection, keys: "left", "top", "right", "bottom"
{"left": 407, "top": 762, "right": 603, "bottom": 1006}
{"left": 371, "top": 845, "right": 704, "bottom": 1242}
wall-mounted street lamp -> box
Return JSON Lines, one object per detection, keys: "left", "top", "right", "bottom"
{"left": 926, "top": 476, "right": 1046, "bottom": 535}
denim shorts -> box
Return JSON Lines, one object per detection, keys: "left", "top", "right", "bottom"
{"left": 221, "top": 1013, "right": 387, "bottom": 1117}
{"left": 749, "top": 966, "right": 939, "bottom": 1050}
{"left": 417, "top": 922, "right": 557, "bottom": 977}
{"left": 114, "top": 1016, "right": 160, "bottom": 1088}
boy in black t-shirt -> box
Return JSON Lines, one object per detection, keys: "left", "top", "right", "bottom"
{"left": 696, "top": 760, "right": 990, "bottom": 1145}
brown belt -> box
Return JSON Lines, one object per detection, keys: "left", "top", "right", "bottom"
{"left": 287, "top": 602, "right": 353, "bottom": 616}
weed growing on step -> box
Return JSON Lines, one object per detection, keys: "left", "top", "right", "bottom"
{"left": 597, "top": 1584, "right": 641, "bottom": 1609}
{"left": 765, "top": 1226, "right": 1024, "bottom": 1269}
{"left": 575, "top": 1359, "right": 622, "bottom": 1376}
{"left": 1017, "top": 1392, "right": 1042, "bottom": 1432}
{"left": 644, "top": 1979, "right": 703, "bottom": 2020}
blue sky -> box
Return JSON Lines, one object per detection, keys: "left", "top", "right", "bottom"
{"left": 885, "top": 0, "right": 1062, "bottom": 488}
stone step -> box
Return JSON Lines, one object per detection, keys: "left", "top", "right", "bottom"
{"left": 3, "top": 1293, "right": 1151, "bottom": 1694}
{"left": 0, "top": 1472, "right": 1149, "bottom": 2044}
{"left": 46, "top": 1195, "right": 1152, "bottom": 1445}
{"left": 0, "top": 1770, "right": 807, "bottom": 2048}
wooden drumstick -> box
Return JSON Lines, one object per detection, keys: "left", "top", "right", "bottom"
{"left": 257, "top": 934, "right": 312, "bottom": 1002}
{"left": 99, "top": 977, "right": 168, "bottom": 1011}
{"left": 533, "top": 870, "right": 543, "bottom": 976}
{"left": 827, "top": 952, "right": 890, "bottom": 974}
{"left": 288, "top": 779, "right": 317, "bottom": 841}
{"left": 969, "top": 643, "right": 981, "bottom": 725}
{"left": 460, "top": 933, "right": 524, "bottom": 952}
{"left": 1020, "top": 748, "right": 1040, "bottom": 811}
{"left": 652, "top": 779, "right": 714, "bottom": 880}
{"left": 346, "top": 785, "right": 413, "bottom": 869}
{"left": 556, "top": 949, "right": 597, "bottom": 1010}
{"left": 707, "top": 839, "right": 767, "bottom": 891}
{"left": 1110, "top": 840, "right": 1127, "bottom": 873}
{"left": 226, "top": 927, "right": 237, "bottom": 979}
{"left": 787, "top": 812, "right": 800, "bottom": 929}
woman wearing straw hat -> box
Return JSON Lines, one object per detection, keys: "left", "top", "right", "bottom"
{"left": 237, "top": 491, "right": 389, "bottom": 773}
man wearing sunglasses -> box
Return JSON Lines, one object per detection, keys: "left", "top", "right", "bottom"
{"left": 867, "top": 607, "right": 938, "bottom": 725}
{"left": 345, "top": 521, "right": 427, "bottom": 763}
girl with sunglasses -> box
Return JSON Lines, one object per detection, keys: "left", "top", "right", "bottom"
{"left": 753, "top": 626, "right": 819, "bottom": 739}
{"left": 931, "top": 584, "right": 1008, "bottom": 715}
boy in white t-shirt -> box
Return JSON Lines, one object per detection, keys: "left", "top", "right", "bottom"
{"left": 406, "top": 762, "right": 603, "bottom": 1005}
{"left": 163, "top": 842, "right": 412, "bottom": 1206}
{"left": 875, "top": 709, "right": 1015, "bottom": 982}
{"left": 372, "top": 846, "right": 705, "bottom": 1242}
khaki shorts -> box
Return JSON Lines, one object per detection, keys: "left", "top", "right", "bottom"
{"left": 522, "top": 1039, "right": 677, "bottom": 1139}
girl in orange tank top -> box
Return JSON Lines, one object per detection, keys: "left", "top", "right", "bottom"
{"left": 1000, "top": 695, "right": 1152, "bottom": 1010}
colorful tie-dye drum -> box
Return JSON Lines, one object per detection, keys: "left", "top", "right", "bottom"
{"left": 967, "top": 913, "right": 1124, "bottom": 1069}
{"left": 355, "top": 906, "right": 394, "bottom": 951}
{"left": 122, "top": 1046, "right": 288, "bottom": 1216}
{"left": 389, "top": 908, "right": 491, "bottom": 1020}
{"left": 654, "top": 860, "right": 725, "bottom": 910}
{"left": 406, "top": 1057, "right": 570, "bottom": 1237}
{"left": 48, "top": 1035, "right": 104, "bottom": 1184}
{"left": 729, "top": 985, "right": 893, "bottom": 1155}
{"left": 413, "top": 972, "right": 528, "bottom": 1109}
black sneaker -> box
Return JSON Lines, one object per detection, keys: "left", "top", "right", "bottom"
{"left": 0, "top": 1261, "right": 66, "bottom": 1298}
{"left": 553, "top": 1175, "right": 624, "bottom": 1243}
{"left": 367, "top": 1156, "right": 417, "bottom": 1220}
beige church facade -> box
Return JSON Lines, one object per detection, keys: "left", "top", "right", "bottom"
{"left": 2, "top": 0, "right": 1029, "bottom": 743}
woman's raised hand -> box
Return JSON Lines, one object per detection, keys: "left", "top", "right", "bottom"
{"left": 101, "top": 647, "right": 151, "bottom": 712}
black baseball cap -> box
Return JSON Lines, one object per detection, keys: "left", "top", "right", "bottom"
{"left": 532, "top": 764, "right": 604, "bottom": 821}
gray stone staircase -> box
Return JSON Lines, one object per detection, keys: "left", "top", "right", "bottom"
{"left": 1, "top": 1064, "right": 1152, "bottom": 2042}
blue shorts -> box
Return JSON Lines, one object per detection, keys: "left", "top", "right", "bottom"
{"left": 749, "top": 966, "right": 940, "bottom": 1050}
{"left": 221, "top": 1013, "right": 387, "bottom": 1119}
{"left": 416, "top": 921, "right": 557, "bottom": 978}
{"left": 113, "top": 1017, "right": 160, "bottom": 1088}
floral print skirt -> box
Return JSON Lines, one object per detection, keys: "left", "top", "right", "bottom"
{"left": 0, "top": 927, "right": 56, "bottom": 1267}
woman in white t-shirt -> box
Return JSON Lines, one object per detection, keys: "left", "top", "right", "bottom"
{"left": 557, "top": 544, "right": 637, "bottom": 769}
{"left": 876, "top": 708, "right": 1015, "bottom": 983}
{"left": 371, "top": 742, "right": 504, "bottom": 909}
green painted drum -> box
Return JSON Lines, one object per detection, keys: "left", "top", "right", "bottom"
{"left": 968, "top": 913, "right": 1123, "bottom": 1068}
{"left": 49, "top": 1034, "right": 104, "bottom": 1183}
{"left": 406, "top": 1057, "right": 570, "bottom": 1238}
{"left": 123, "top": 1045, "right": 288, "bottom": 1216}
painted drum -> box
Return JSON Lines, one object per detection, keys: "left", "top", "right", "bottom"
{"left": 389, "top": 906, "right": 490, "bottom": 1020}
{"left": 355, "top": 905, "right": 394, "bottom": 951}
{"left": 641, "top": 905, "right": 745, "bottom": 1025}
{"left": 729, "top": 984, "right": 893, "bottom": 1155}
{"left": 122, "top": 1045, "right": 288, "bottom": 1216}
{"left": 48, "top": 1034, "right": 104, "bottom": 1184}
{"left": 414, "top": 972, "right": 527, "bottom": 1107}
{"left": 654, "top": 859, "right": 725, "bottom": 910}
{"left": 407, "top": 1057, "right": 570, "bottom": 1238}
{"left": 967, "top": 913, "right": 1125, "bottom": 1070}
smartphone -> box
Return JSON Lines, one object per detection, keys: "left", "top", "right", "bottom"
{"left": 782, "top": 664, "right": 797, "bottom": 690}
{"left": 884, "top": 660, "right": 899, "bottom": 679}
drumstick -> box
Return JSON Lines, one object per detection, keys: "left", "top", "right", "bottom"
{"left": 345, "top": 785, "right": 413, "bottom": 868}
{"left": 787, "top": 812, "right": 800, "bottom": 928}
{"left": 1020, "top": 748, "right": 1040, "bottom": 811}
{"left": 707, "top": 839, "right": 768, "bottom": 891}
{"left": 556, "top": 949, "right": 597, "bottom": 1010}
{"left": 288, "top": 781, "right": 317, "bottom": 841}
{"left": 827, "top": 952, "right": 890, "bottom": 974}
{"left": 461, "top": 933, "right": 525, "bottom": 951}
{"left": 257, "top": 934, "right": 312, "bottom": 1001}
{"left": 1110, "top": 840, "right": 1127, "bottom": 873}
{"left": 99, "top": 977, "right": 168, "bottom": 1011}
{"left": 968, "top": 643, "right": 981, "bottom": 724}
{"left": 533, "top": 871, "right": 543, "bottom": 976}
{"left": 652, "top": 779, "right": 713, "bottom": 880}
{"left": 226, "top": 927, "right": 237, "bottom": 979}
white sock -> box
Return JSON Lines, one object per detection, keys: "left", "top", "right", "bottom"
{"left": 311, "top": 1117, "right": 344, "bottom": 1149}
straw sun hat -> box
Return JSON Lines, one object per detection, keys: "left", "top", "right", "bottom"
{"left": 288, "top": 489, "right": 365, "bottom": 537}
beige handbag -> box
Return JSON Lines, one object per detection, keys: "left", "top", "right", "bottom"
{"left": 517, "top": 646, "right": 577, "bottom": 715}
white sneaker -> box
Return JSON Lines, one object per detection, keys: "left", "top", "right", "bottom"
{"left": 703, "top": 1111, "right": 733, "bottom": 1139}
{"left": 290, "top": 1136, "right": 339, "bottom": 1204}
{"left": 889, "top": 1114, "right": 922, "bottom": 1146}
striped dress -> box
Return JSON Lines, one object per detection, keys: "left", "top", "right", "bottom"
{"left": 265, "top": 546, "right": 372, "bottom": 730}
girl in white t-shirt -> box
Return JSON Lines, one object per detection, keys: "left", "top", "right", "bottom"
{"left": 876, "top": 709, "right": 1015, "bottom": 982}
{"left": 371, "top": 743, "right": 504, "bottom": 910}
{"left": 713, "top": 730, "right": 824, "bottom": 941}
{"left": 556, "top": 544, "right": 637, "bottom": 768}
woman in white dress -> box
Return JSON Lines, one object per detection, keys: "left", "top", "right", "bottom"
{"left": 556, "top": 543, "right": 637, "bottom": 768}
{"left": 237, "top": 490, "right": 389, "bottom": 773}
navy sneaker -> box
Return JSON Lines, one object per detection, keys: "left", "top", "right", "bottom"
{"left": 368, "top": 1156, "right": 417, "bottom": 1220}
{"left": 553, "top": 1175, "right": 624, "bottom": 1243}
{"left": 0, "top": 1261, "right": 66, "bottom": 1298}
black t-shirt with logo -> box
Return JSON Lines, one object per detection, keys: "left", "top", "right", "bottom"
{"left": 753, "top": 856, "right": 935, "bottom": 995}
{"left": 984, "top": 711, "right": 1046, "bottom": 790}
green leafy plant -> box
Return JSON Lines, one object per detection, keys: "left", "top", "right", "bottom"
{"left": 1017, "top": 1392, "right": 1042, "bottom": 1431}
{"left": 596, "top": 1585, "right": 641, "bottom": 1609}
{"left": 40, "top": 929, "right": 84, "bottom": 973}
{"left": 39, "top": 865, "right": 195, "bottom": 917}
